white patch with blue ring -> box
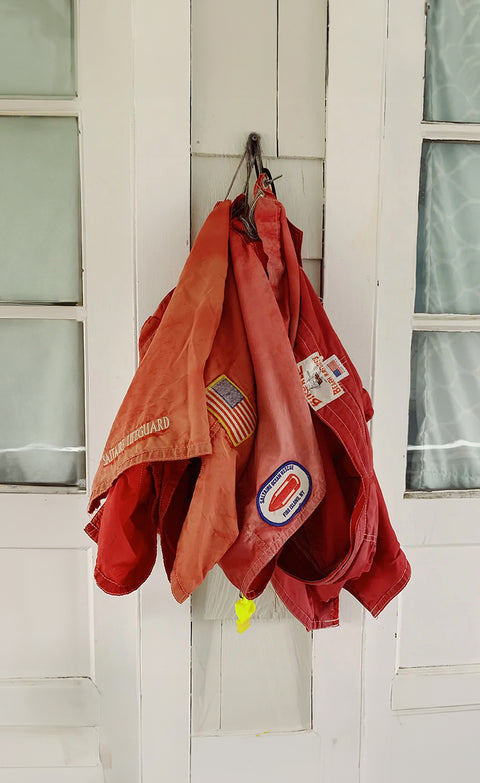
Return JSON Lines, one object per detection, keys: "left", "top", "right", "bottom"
{"left": 257, "top": 461, "right": 312, "bottom": 527}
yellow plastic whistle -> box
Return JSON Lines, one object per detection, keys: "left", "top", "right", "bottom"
{"left": 235, "top": 595, "right": 256, "bottom": 634}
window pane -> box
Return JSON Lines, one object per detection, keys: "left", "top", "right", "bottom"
{"left": 0, "top": 320, "right": 85, "bottom": 488}
{"left": 407, "top": 331, "right": 480, "bottom": 491}
{"left": 415, "top": 142, "right": 480, "bottom": 315}
{"left": 0, "top": 117, "right": 81, "bottom": 305}
{"left": 424, "top": 0, "right": 480, "bottom": 122}
{"left": 0, "top": 0, "right": 75, "bottom": 97}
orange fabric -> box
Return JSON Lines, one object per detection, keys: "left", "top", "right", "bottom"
{"left": 86, "top": 184, "right": 327, "bottom": 602}
{"left": 85, "top": 177, "right": 410, "bottom": 630}
{"left": 220, "top": 187, "right": 410, "bottom": 626}
{"left": 218, "top": 189, "right": 325, "bottom": 598}
{"left": 266, "top": 215, "right": 410, "bottom": 628}
{"left": 88, "top": 201, "right": 231, "bottom": 512}
{"left": 169, "top": 261, "right": 259, "bottom": 601}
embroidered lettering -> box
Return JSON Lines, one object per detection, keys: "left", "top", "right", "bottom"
{"left": 102, "top": 417, "right": 171, "bottom": 466}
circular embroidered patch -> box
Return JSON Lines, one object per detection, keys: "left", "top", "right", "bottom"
{"left": 256, "top": 462, "right": 312, "bottom": 527}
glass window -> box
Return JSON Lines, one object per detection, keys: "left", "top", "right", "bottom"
{"left": 0, "top": 0, "right": 75, "bottom": 98}
{"left": 0, "top": 116, "right": 81, "bottom": 305}
{"left": 407, "top": 331, "right": 480, "bottom": 491}
{"left": 409, "top": 8, "right": 480, "bottom": 494}
{"left": 424, "top": 0, "right": 480, "bottom": 123}
{"left": 415, "top": 142, "right": 480, "bottom": 315}
{"left": 0, "top": 319, "right": 85, "bottom": 487}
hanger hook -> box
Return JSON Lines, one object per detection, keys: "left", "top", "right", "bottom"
{"left": 224, "top": 131, "right": 280, "bottom": 202}
{"left": 246, "top": 132, "right": 263, "bottom": 179}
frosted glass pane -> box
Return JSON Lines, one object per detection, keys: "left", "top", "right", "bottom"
{"left": 415, "top": 142, "right": 480, "bottom": 314}
{"left": 0, "top": 320, "right": 85, "bottom": 488}
{"left": 0, "top": 117, "right": 81, "bottom": 304}
{"left": 407, "top": 331, "right": 480, "bottom": 491}
{"left": 0, "top": 0, "right": 75, "bottom": 97}
{"left": 424, "top": 0, "right": 480, "bottom": 122}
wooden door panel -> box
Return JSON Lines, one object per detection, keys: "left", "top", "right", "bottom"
{"left": 278, "top": 0, "right": 327, "bottom": 158}
{"left": 191, "top": 0, "right": 277, "bottom": 156}
{"left": 361, "top": 1, "right": 480, "bottom": 780}
{"left": 0, "top": 1, "right": 140, "bottom": 779}
{"left": 0, "top": 549, "right": 91, "bottom": 677}
{"left": 192, "top": 733, "right": 322, "bottom": 783}
{"left": 397, "top": 547, "right": 480, "bottom": 669}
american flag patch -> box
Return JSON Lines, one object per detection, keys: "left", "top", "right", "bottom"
{"left": 206, "top": 375, "right": 256, "bottom": 446}
{"left": 325, "top": 355, "right": 348, "bottom": 380}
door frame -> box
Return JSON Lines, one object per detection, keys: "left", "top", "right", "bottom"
{"left": 362, "top": 1, "right": 480, "bottom": 780}
{"left": 133, "top": 1, "right": 191, "bottom": 782}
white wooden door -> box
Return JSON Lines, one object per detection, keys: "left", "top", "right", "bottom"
{"left": 8, "top": 2, "right": 478, "bottom": 782}
{"left": 140, "top": 1, "right": 480, "bottom": 780}
{"left": 0, "top": 2, "right": 141, "bottom": 780}
{"left": 360, "top": 1, "right": 480, "bottom": 780}
{"left": 121, "top": 1, "right": 480, "bottom": 780}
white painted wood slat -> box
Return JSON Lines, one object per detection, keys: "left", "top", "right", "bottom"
{"left": 192, "top": 732, "right": 321, "bottom": 783}
{"left": 397, "top": 546, "right": 480, "bottom": 670}
{"left": 0, "top": 307, "right": 85, "bottom": 321}
{"left": 278, "top": 0, "right": 327, "bottom": 158}
{"left": 422, "top": 122, "right": 480, "bottom": 142}
{"left": 0, "top": 727, "right": 99, "bottom": 767}
{"left": 191, "top": 616, "right": 222, "bottom": 736}
{"left": 133, "top": 2, "right": 192, "bottom": 782}
{"left": 313, "top": 592, "right": 363, "bottom": 783}
{"left": 324, "top": 0, "right": 389, "bottom": 386}
{"left": 0, "top": 678, "right": 98, "bottom": 728}
{"left": 399, "top": 498, "right": 480, "bottom": 546}
{"left": 191, "top": 155, "right": 323, "bottom": 259}
{"left": 0, "top": 770, "right": 103, "bottom": 783}
{"left": 0, "top": 495, "right": 91, "bottom": 548}
{"left": 140, "top": 564, "right": 191, "bottom": 783}
{"left": 79, "top": 4, "right": 142, "bottom": 781}
{"left": 219, "top": 619, "right": 312, "bottom": 734}
{"left": 412, "top": 314, "right": 480, "bottom": 332}
{"left": 274, "top": 157, "right": 324, "bottom": 258}
{"left": 133, "top": 0, "right": 191, "bottom": 322}
{"left": 302, "top": 259, "right": 322, "bottom": 296}
{"left": 191, "top": 0, "right": 277, "bottom": 157}
{"left": 0, "top": 100, "right": 79, "bottom": 116}
{"left": 391, "top": 666, "right": 480, "bottom": 713}
{"left": 0, "top": 549, "right": 91, "bottom": 679}
{"left": 80, "top": 0, "right": 138, "bottom": 487}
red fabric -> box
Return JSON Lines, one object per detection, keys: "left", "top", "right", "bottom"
{"left": 218, "top": 187, "right": 326, "bottom": 599}
{"left": 271, "top": 270, "right": 411, "bottom": 628}
{"left": 85, "top": 462, "right": 158, "bottom": 595}
{"left": 85, "top": 176, "right": 410, "bottom": 629}
{"left": 88, "top": 201, "right": 231, "bottom": 511}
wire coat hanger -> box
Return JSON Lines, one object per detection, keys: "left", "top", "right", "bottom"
{"left": 224, "top": 132, "right": 281, "bottom": 200}
{"left": 224, "top": 133, "right": 282, "bottom": 239}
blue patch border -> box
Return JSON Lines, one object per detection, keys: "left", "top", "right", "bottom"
{"left": 256, "top": 461, "right": 312, "bottom": 527}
